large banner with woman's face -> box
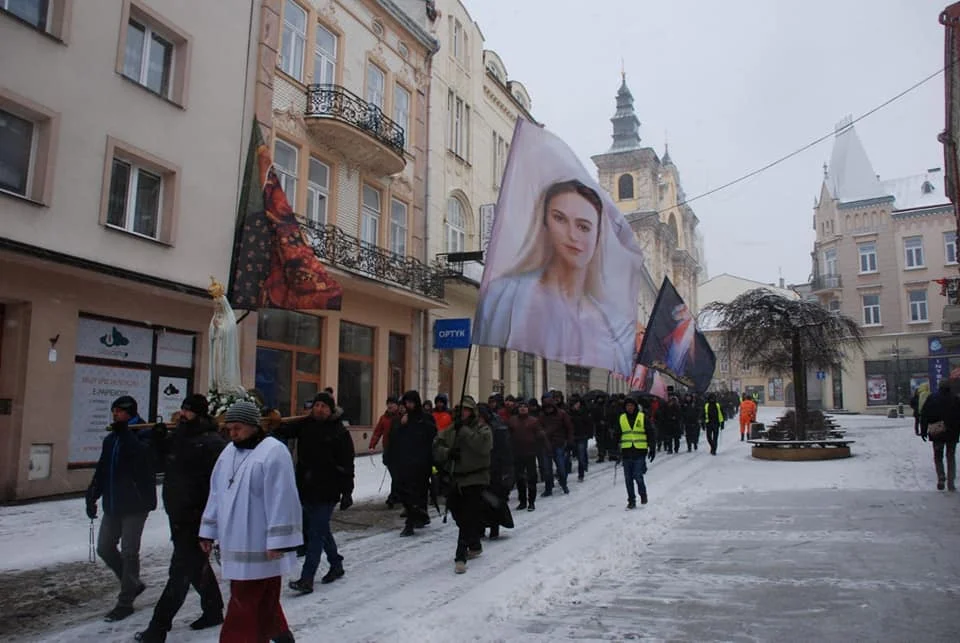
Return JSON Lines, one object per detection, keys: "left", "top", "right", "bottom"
{"left": 473, "top": 120, "right": 646, "bottom": 376}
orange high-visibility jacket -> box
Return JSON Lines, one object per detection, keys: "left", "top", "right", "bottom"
{"left": 739, "top": 399, "right": 757, "bottom": 423}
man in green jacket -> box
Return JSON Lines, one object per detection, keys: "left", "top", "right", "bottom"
{"left": 434, "top": 396, "right": 492, "bottom": 574}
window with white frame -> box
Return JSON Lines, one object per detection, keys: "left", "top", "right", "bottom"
{"left": 2, "top": 0, "right": 47, "bottom": 29}
{"left": 366, "top": 63, "right": 385, "bottom": 110}
{"left": 823, "top": 247, "right": 837, "bottom": 275}
{"left": 361, "top": 184, "right": 381, "bottom": 246}
{"left": 106, "top": 158, "right": 162, "bottom": 239}
{"left": 446, "top": 197, "right": 466, "bottom": 252}
{"left": 273, "top": 140, "right": 298, "bottom": 210}
{"left": 492, "top": 132, "right": 507, "bottom": 188}
{"left": 280, "top": 0, "right": 306, "bottom": 81}
{"left": 828, "top": 299, "right": 841, "bottom": 313}
{"left": 861, "top": 294, "right": 881, "bottom": 326}
{"left": 858, "top": 241, "right": 877, "bottom": 273}
{"left": 452, "top": 18, "right": 466, "bottom": 63}
{"left": 945, "top": 231, "right": 957, "bottom": 265}
{"left": 313, "top": 24, "right": 337, "bottom": 85}
{"left": 389, "top": 198, "right": 407, "bottom": 256}
{"left": 0, "top": 108, "right": 34, "bottom": 196}
{"left": 305, "top": 157, "right": 328, "bottom": 226}
{"left": 123, "top": 19, "right": 174, "bottom": 97}
{"left": 393, "top": 84, "right": 410, "bottom": 144}
{"left": 448, "top": 92, "right": 470, "bottom": 159}
{"left": 909, "top": 289, "right": 928, "bottom": 322}
{"left": 904, "top": 236, "right": 924, "bottom": 268}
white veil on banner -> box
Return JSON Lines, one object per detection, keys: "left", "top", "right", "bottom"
{"left": 474, "top": 119, "right": 645, "bottom": 376}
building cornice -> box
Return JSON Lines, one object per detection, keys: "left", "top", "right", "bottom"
{"left": 891, "top": 204, "right": 954, "bottom": 219}
{"left": 836, "top": 195, "right": 895, "bottom": 210}
{"left": 375, "top": 0, "right": 440, "bottom": 53}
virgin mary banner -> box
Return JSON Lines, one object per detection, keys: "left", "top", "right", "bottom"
{"left": 636, "top": 277, "right": 716, "bottom": 392}
{"left": 228, "top": 122, "right": 343, "bottom": 310}
{"left": 473, "top": 119, "right": 646, "bottom": 376}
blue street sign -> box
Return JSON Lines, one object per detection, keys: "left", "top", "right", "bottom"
{"left": 434, "top": 318, "right": 471, "bottom": 349}
{"left": 816, "top": 371, "right": 826, "bottom": 381}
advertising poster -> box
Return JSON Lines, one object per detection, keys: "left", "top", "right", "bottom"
{"left": 76, "top": 317, "right": 154, "bottom": 364}
{"left": 69, "top": 364, "right": 151, "bottom": 465}
{"left": 157, "top": 376, "right": 190, "bottom": 423}
{"left": 866, "top": 375, "right": 888, "bottom": 405}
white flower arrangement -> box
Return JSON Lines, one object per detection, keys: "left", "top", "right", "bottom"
{"left": 208, "top": 388, "right": 258, "bottom": 418}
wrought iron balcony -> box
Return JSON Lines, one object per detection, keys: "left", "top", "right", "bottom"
{"left": 305, "top": 84, "right": 406, "bottom": 175}
{"left": 811, "top": 274, "right": 842, "bottom": 291}
{"left": 300, "top": 219, "right": 444, "bottom": 300}
{"left": 435, "top": 253, "right": 485, "bottom": 286}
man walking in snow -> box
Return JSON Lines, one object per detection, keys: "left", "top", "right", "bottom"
{"left": 135, "top": 394, "right": 225, "bottom": 642}
{"left": 85, "top": 395, "right": 156, "bottom": 622}
{"left": 739, "top": 392, "right": 757, "bottom": 441}
{"left": 199, "top": 401, "right": 301, "bottom": 643}
{"left": 508, "top": 399, "right": 545, "bottom": 512}
{"left": 391, "top": 391, "right": 437, "bottom": 536}
{"left": 704, "top": 393, "right": 725, "bottom": 455}
{"left": 614, "top": 396, "right": 655, "bottom": 509}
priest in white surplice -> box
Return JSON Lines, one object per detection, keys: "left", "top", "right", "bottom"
{"left": 199, "top": 401, "right": 302, "bottom": 643}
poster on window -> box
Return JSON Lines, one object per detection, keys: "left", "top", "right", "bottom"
{"left": 866, "top": 375, "right": 888, "bottom": 405}
{"left": 156, "top": 332, "right": 195, "bottom": 368}
{"left": 157, "top": 376, "right": 190, "bottom": 423}
{"left": 76, "top": 317, "right": 154, "bottom": 364}
{"left": 69, "top": 363, "right": 152, "bottom": 465}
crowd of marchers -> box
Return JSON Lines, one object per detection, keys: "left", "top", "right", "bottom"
{"left": 82, "top": 387, "right": 758, "bottom": 642}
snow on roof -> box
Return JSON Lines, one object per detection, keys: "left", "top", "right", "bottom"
{"left": 827, "top": 122, "right": 889, "bottom": 204}
{"left": 882, "top": 169, "right": 951, "bottom": 212}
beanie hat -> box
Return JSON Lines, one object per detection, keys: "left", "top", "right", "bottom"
{"left": 111, "top": 395, "right": 138, "bottom": 415}
{"left": 181, "top": 394, "right": 210, "bottom": 417}
{"left": 224, "top": 400, "right": 262, "bottom": 427}
{"left": 400, "top": 390, "right": 423, "bottom": 409}
{"left": 313, "top": 391, "right": 336, "bottom": 411}
{"left": 460, "top": 395, "right": 478, "bottom": 411}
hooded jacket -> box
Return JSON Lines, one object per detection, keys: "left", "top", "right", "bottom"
{"left": 274, "top": 410, "right": 355, "bottom": 504}
{"left": 156, "top": 415, "right": 226, "bottom": 525}
{"left": 540, "top": 402, "right": 574, "bottom": 449}
{"left": 390, "top": 391, "right": 438, "bottom": 480}
{"left": 86, "top": 422, "right": 158, "bottom": 516}
{"left": 569, "top": 401, "right": 595, "bottom": 441}
{"left": 434, "top": 404, "right": 492, "bottom": 488}
{"left": 508, "top": 413, "right": 546, "bottom": 457}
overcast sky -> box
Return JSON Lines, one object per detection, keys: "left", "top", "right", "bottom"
{"left": 466, "top": 0, "right": 947, "bottom": 286}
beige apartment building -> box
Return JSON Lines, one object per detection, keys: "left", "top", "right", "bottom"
{"left": 240, "top": 0, "right": 445, "bottom": 450}
{"left": 810, "top": 119, "right": 955, "bottom": 413}
{"left": 0, "top": 0, "right": 257, "bottom": 499}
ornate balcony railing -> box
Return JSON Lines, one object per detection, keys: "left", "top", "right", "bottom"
{"left": 811, "top": 274, "right": 842, "bottom": 291}
{"left": 435, "top": 254, "right": 485, "bottom": 286}
{"left": 306, "top": 84, "right": 405, "bottom": 157}
{"left": 300, "top": 219, "right": 444, "bottom": 300}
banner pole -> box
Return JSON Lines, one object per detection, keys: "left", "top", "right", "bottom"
{"left": 457, "top": 344, "right": 474, "bottom": 406}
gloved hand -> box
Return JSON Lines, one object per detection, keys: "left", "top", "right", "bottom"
{"left": 153, "top": 422, "right": 169, "bottom": 439}
{"left": 921, "top": 434, "right": 928, "bottom": 442}
{"left": 448, "top": 446, "right": 462, "bottom": 462}
{"left": 339, "top": 494, "right": 353, "bottom": 511}
{"left": 648, "top": 450, "right": 655, "bottom": 463}
{"left": 86, "top": 500, "right": 97, "bottom": 520}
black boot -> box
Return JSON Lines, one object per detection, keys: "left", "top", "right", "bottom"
{"left": 321, "top": 565, "right": 345, "bottom": 584}
{"left": 640, "top": 494, "right": 648, "bottom": 505}
{"left": 104, "top": 605, "right": 134, "bottom": 622}
{"left": 400, "top": 524, "right": 415, "bottom": 537}
{"left": 527, "top": 501, "right": 536, "bottom": 511}
{"left": 288, "top": 579, "right": 313, "bottom": 595}
{"left": 134, "top": 628, "right": 166, "bottom": 643}
{"left": 190, "top": 612, "right": 224, "bottom": 630}
{"left": 516, "top": 500, "right": 527, "bottom": 511}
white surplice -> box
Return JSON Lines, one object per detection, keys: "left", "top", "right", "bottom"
{"left": 200, "top": 436, "right": 303, "bottom": 581}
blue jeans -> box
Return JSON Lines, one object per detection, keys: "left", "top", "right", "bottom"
{"left": 552, "top": 446, "right": 570, "bottom": 489}
{"left": 300, "top": 502, "right": 342, "bottom": 583}
{"left": 622, "top": 457, "right": 647, "bottom": 502}
{"left": 576, "top": 439, "right": 590, "bottom": 478}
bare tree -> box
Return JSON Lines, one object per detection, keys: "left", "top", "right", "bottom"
{"left": 703, "top": 289, "right": 864, "bottom": 439}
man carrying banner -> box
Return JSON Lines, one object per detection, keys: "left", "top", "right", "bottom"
{"left": 704, "top": 393, "right": 725, "bottom": 455}
{"left": 614, "top": 396, "right": 656, "bottom": 509}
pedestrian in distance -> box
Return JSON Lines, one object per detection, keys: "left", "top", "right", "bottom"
{"left": 135, "top": 395, "right": 226, "bottom": 642}
{"left": 704, "top": 393, "right": 725, "bottom": 455}
{"left": 919, "top": 379, "right": 959, "bottom": 491}
{"left": 739, "top": 392, "right": 757, "bottom": 442}
{"left": 681, "top": 393, "right": 701, "bottom": 451}
{"left": 614, "top": 396, "right": 655, "bottom": 509}
{"left": 369, "top": 396, "right": 401, "bottom": 508}
{"left": 199, "top": 401, "right": 302, "bottom": 643}
{"left": 508, "top": 399, "right": 546, "bottom": 512}
{"left": 479, "top": 403, "right": 514, "bottom": 539}
{"left": 85, "top": 395, "right": 156, "bottom": 623}
{"left": 539, "top": 393, "right": 574, "bottom": 495}
{"left": 391, "top": 391, "right": 438, "bottom": 536}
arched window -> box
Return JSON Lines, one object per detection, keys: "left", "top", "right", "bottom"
{"left": 668, "top": 212, "right": 680, "bottom": 247}
{"left": 618, "top": 174, "right": 634, "bottom": 200}
{"left": 446, "top": 197, "right": 466, "bottom": 253}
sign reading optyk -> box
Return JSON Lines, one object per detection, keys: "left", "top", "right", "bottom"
{"left": 434, "top": 318, "right": 472, "bottom": 350}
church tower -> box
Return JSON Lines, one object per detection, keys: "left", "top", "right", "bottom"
{"left": 591, "top": 74, "right": 704, "bottom": 314}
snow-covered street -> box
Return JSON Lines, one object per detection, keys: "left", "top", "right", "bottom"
{"left": 2, "top": 409, "right": 958, "bottom": 642}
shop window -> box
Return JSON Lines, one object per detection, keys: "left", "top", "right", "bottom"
{"left": 256, "top": 310, "right": 322, "bottom": 417}
{"left": 438, "top": 349, "right": 454, "bottom": 398}
{"left": 518, "top": 352, "right": 536, "bottom": 399}
{"left": 389, "top": 333, "right": 406, "bottom": 399}
{"left": 339, "top": 321, "right": 374, "bottom": 426}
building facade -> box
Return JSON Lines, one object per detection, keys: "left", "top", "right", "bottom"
{"left": 810, "top": 120, "right": 955, "bottom": 413}
{"left": 698, "top": 274, "right": 800, "bottom": 406}
{"left": 0, "top": 0, "right": 257, "bottom": 499}
{"left": 242, "top": 0, "right": 446, "bottom": 450}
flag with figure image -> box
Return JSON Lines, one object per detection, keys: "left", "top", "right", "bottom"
{"left": 228, "top": 122, "right": 343, "bottom": 310}
{"left": 472, "top": 119, "right": 647, "bottom": 376}
{"left": 636, "top": 276, "right": 715, "bottom": 392}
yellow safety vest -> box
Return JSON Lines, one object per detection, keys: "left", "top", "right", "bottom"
{"left": 619, "top": 413, "right": 648, "bottom": 450}
{"left": 704, "top": 402, "right": 724, "bottom": 424}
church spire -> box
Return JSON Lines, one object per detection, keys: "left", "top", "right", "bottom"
{"left": 608, "top": 72, "right": 641, "bottom": 153}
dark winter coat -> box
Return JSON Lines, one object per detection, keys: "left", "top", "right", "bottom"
{"left": 488, "top": 415, "right": 514, "bottom": 493}
{"left": 569, "top": 406, "right": 594, "bottom": 441}
{"left": 389, "top": 410, "right": 438, "bottom": 482}
{"left": 659, "top": 403, "right": 683, "bottom": 439}
{"left": 86, "top": 423, "right": 158, "bottom": 516}
{"left": 275, "top": 413, "right": 356, "bottom": 504}
{"left": 508, "top": 414, "right": 545, "bottom": 457}
{"left": 540, "top": 407, "right": 574, "bottom": 449}
{"left": 681, "top": 401, "right": 700, "bottom": 427}
{"left": 920, "top": 390, "right": 960, "bottom": 444}
{"left": 156, "top": 416, "right": 226, "bottom": 525}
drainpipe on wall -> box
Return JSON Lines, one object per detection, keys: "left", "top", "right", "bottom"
{"left": 419, "top": 42, "right": 438, "bottom": 394}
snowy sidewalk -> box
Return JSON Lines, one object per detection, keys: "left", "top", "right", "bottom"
{"left": 2, "top": 410, "right": 958, "bottom": 642}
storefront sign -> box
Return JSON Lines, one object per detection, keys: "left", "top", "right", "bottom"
{"left": 69, "top": 363, "right": 151, "bottom": 464}
{"left": 156, "top": 332, "right": 195, "bottom": 368}
{"left": 928, "top": 336, "right": 946, "bottom": 355}
{"left": 76, "top": 317, "right": 154, "bottom": 364}
{"left": 157, "top": 376, "right": 190, "bottom": 423}
{"left": 929, "top": 357, "right": 949, "bottom": 391}
{"left": 434, "top": 318, "right": 471, "bottom": 350}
